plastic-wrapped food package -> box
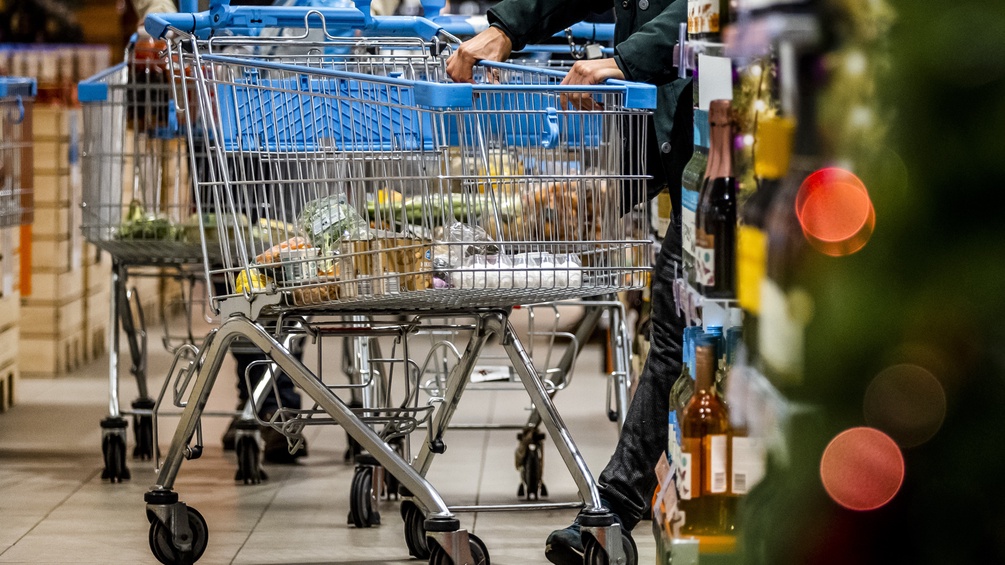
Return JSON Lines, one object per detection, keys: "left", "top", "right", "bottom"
{"left": 299, "top": 193, "right": 370, "bottom": 257}
{"left": 449, "top": 251, "right": 582, "bottom": 290}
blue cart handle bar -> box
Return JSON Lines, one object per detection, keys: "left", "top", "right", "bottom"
{"left": 185, "top": 53, "right": 655, "bottom": 110}
{"left": 145, "top": 5, "right": 442, "bottom": 41}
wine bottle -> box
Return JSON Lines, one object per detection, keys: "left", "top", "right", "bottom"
{"left": 737, "top": 115, "right": 795, "bottom": 362}
{"left": 681, "top": 110, "right": 710, "bottom": 288}
{"left": 679, "top": 336, "right": 733, "bottom": 536}
{"left": 757, "top": 48, "right": 821, "bottom": 394}
{"left": 670, "top": 325, "right": 704, "bottom": 422}
{"left": 695, "top": 99, "right": 738, "bottom": 299}
{"left": 687, "top": 0, "right": 732, "bottom": 42}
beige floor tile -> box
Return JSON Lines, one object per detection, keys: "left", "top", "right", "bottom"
{"left": 0, "top": 309, "right": 659, "bottom": 565}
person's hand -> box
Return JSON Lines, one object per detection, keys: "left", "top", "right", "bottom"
{"left": 559, "top": 58, "right": 625, "bottom": 111}
{"left": 133, "top": 0, "right": 177, "bottom": 40}
{"left": 446, "top": 26, "right": 513, "bottom": 83}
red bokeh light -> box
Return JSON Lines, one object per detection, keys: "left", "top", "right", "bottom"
{"left": 820, "top": 427, "right": 904, "bottom": 511}
{"left": 796, "top": 168, "right": 876, "bottom": 257}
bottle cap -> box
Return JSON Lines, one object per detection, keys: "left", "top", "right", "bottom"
{"left": 694, "top": 109, "right": 711, "bottom": 149}
{"left": 695, "top": 334, "right": 720, "bottom": 360}
{"left": 726, "top": 326, "right": 743, "bottom": 365}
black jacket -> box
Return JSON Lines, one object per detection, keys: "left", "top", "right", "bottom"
{"left": 488, "top": 0, "right": 692, "bottom": 203}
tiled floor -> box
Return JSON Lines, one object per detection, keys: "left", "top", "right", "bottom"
{"left": 0, "top": 306, "right": 656, "bottom": 564}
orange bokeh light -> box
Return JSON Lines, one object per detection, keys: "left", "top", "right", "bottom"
{"left": 820, "top": 427, "right": 904, "bottom": 511}
{"left": 796, "top": 168, "right": 876, "bottom": 257}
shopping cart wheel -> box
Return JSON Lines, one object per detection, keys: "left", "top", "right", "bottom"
{"left": 381, "top": 439, "right": 405, "bottom": 500}
{"left": 401, "top": 501, "right": 429, "bottom": 559}
{"left": 234, "top": 426, "right": 268, "bottom": 485}
{"left": 582, "top": 530, "right": 637, "bottom": 565}
{"left": 148, "top": 506, "right": 208, "bottom": 565}
{"left": 100, "top": 417, "right": 131, "bottom": 483}
{"left": 132, "top": 398, "right": 156, "bottom": 461}
{"left": 428, "top": 532, "right": 489, "bottom": 565}
{"left": 349, "top": 465, "right": 381, "bottom": 528}
{"left": 516, "top": 430, "right": 547, "bottom": 500}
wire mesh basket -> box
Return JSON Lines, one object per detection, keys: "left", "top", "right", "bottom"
{"left": 0, "top": 77, "right": 36, "bottom": 228}
{"left": 78, "top": 40, "right": 206, "bottom": 265}
{"left": 164, "top": 22, "right": 654, "bottom": 317}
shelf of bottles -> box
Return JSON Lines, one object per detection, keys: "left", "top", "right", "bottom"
{"left": 656, "top": 0, "right": 886, "bottom": 562}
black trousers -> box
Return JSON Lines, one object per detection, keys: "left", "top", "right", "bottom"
{"left": 597, "top": 216, "right": 685, "bottom": 531}
{"left": 598, "top": 80, "right": 693, "bottom": 531}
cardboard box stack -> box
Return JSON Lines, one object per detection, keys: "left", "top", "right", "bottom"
{"left": 0, "top": 228, "right": 21, "bottom": 411}
{"left": 3, "top": 44, "right": 114, "bottom": 377}
{"left": 20, "top": 103, "right": 88, "bottom": 376}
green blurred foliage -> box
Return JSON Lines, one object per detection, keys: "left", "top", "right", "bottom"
{"left": 748, "top": 0, "right": 1005, "bottom": 563}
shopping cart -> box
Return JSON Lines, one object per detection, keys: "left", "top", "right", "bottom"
{"left": 143, "top": 4, "right": 653, "bottom": 564}
{"left": 321, "top": 10, "right": 635, "bottom": 504}
{"left": 78, "top": 40, "right": 214, "bottom": 482}
{"left": 0, "top": 77, "right": 36, "bottom": 229}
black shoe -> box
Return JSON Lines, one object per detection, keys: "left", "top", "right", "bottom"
{"left": 261, "top": 425, "right": 308, "bottom": 464}
{"left": 545, "top": 521, "right": 584, "bottom": 565}
{"left": 546, "top": 507, "right": 632, "bottom": 565}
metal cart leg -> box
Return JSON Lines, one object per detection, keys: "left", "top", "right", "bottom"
{"left": 101, "top": 263, "right": 130, "bottom": 482}
{"left": 146, "top": 315, "right": 471, "bottom": 563}
{"left": 491, "top": 313, "right": 628, "bottom": 565}
{"left": 607, "top": 301, "right": 633, "bottom": 431}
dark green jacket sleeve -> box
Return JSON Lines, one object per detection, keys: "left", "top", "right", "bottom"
{"left": 487, "top": 0, "right": 612, "bottom": 51}
{"left": 613, "top": 0, "right": 687, "bottom": 87}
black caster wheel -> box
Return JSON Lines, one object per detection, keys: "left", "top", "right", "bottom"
{"left": 348, "top": 466, "right": 380, "bottom": 528}
{"left": 428, "top": 532, "right": 489, "bottom": 565}
{"left": 516, "top": 430, "right": 546, "bottom": 500}
{"left": 401, "top": 501, "right": 429, "bottom": 559}
{"left": 583, "top": 531, "right": 637, "bottom": 565}
{"left": 132, "top": 398, "right": 156, "bottom": 461}
{"left": 101, "top": 418, "right": 131, "bottom": 483}
{"left": 234, "top": 432, "right": 268, "bottom": 485}
{"left": 149, "top": 506, "right": 209, "bottom": 565}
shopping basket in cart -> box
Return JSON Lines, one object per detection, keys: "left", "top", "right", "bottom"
{"left": 142, "top": 4, "right": 653, "bottom": 564}
{"left": 78, "top": 38, "right": 214, "bottom": 481}
{"left": 0, "top": 77, "right": 36, "bottom": 229}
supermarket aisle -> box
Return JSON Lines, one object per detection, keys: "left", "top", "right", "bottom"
{"left": 0, "top": 310, "right": 655, "bottom": 564}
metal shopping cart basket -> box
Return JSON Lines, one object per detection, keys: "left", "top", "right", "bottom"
{"left": 143, "top": 4, "right": 653, "bottom": 564}
{"left": 0, "top": 77, "right": 36, "bottom": 230}
{"left": 78, "top": 39, "right": 215, "bottom": 481}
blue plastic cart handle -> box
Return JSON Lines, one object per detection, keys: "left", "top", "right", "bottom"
{"left": 146, "top": 6, "right": 369, "bottom": 38}
{"left": 418, "top": 0, "right": 613, "bottom": 41}
{"left": 429, "top": 15, "right": 614, "bottom": 43}
{"left": 0, "top": 76, "right": 37, "bottom": 98}
{"left": 146, "top": 4, "right": 446, "bottom": 40}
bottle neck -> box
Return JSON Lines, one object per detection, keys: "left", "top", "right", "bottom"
{"left": 705, "top": 116, "right": 733, "bottom": 181}
{"left": 694, "top": 344, "right": 717, "bottom": 392}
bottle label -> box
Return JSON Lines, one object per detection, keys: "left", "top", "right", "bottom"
{"left": 730, "top": 436, "right": 766, "bottom": 495}
{"left": 706, "top": 434, "right": 728, "bottom": 494}
{"left": 758, "top": 278, "right": 810, "bottom": 385}
{"left": 682, "top": 186, "right": 700, "bottom": 265}
{"left": 695, "top": 229, "right": 716, "bottom": 286}
{"left": 688, "top": 0, "right": 720, "bottom": 35}
{"left": 679, "top": 437, "right": 701, "bottom": 500}
{"left": 736, "top": 225, "right": 767, "bottom": 313}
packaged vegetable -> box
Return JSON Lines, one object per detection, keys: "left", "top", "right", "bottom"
{"left": 255, "top": 236, "right": 308, "bottom": 265}
{"left": 235, "top": 268, "right": 267, "bottom": 294}
{"left": 299, "top": 194, "right": 370, "bottom": 256}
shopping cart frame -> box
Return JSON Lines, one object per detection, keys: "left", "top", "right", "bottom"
{"left": 142, "top": 6, "right": 652, "bottom": 564}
